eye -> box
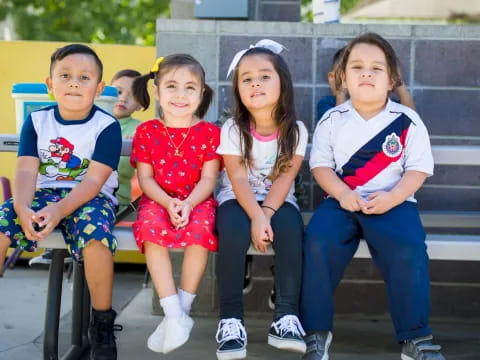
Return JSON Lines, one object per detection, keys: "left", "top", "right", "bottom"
{"left": 118, "top": 90, "right": 123, "bottom": 95}
{"left": 262, "top": 75, "right": 270, "bottom": 80}
{"left": 187, "top": 86, "right": 196, "bottom": 91}
{"left": 60, "top": 73, "right": 69, "bottom": 79}
{"left": 81, "top": 75, "right": 90, "bottom": 80}
{"left": 242, "top": 78, "right": 251, "bottom": 83}
{"left": 166, "top": 84, "right": 175, "bottom": 89}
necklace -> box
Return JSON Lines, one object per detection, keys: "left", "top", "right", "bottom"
{"left": 163, "top": 121, "right": 193, "bottom": 157}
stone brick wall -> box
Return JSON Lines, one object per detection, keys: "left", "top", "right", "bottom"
{"left": 156, "top": 19, "right": 480, "bottom": 318}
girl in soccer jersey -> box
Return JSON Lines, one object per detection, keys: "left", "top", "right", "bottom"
{"left": 130, "top": 55, "right": 220, "bottom": 354}
{"left": 214, "top": 40, "right": 308, "bottom": 360}
{"left": 301, "top": 33, "right": 445, "bottom": 360}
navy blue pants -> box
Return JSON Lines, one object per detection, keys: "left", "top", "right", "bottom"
{"left": 301, "top": 198, "right": 432, "bottom": 342}
{"left": 216, "top": 199, "right": 304, "bottom": 321}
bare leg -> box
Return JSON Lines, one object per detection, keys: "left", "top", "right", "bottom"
{"left": 179, "top": 245, "right": 209, "bottom": 294}
{"left": 0, "top": 233, "right": 11, "bottom": 274}
{"left": 83, "top": 240, "right": 114, "bottom": 310}
{"left": 144, "top": 241, "right": 176, "bottom": 298}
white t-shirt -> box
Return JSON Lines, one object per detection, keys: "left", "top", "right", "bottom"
{"left": 216, "top": 118, "right": 308, "bottom": 208}
{"left": 310, "top": 99, "right": 433, "bottom": 202}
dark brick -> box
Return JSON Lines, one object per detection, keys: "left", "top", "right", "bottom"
{"left": 260, "top": 4, "right": 300, "bottom": 22}
{"left": 414, "top": 89, "right": 480, "bottom": 137}
{"left": 415, "top": 40, "right": 480, "bottom": 87}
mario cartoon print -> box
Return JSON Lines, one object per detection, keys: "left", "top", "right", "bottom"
{"left": 39, "top": 137, "right": 90, "bottom": 181}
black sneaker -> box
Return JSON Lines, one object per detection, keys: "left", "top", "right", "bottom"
{"left": 268, "top": 314, "right": 306, "bottom": 353}
{"left": 89, "top": 309, "right": 118, "bottom": 360}
{"left": 242, "top": 255, "right": 253, "bottom": 294}
{"left": 216, "top": 318, "right": 247, "bottom": 360}
{"left": 302, "top": 331, "right": 332, "bottom": 360}
{"left": 28, "top": 249, "right": 73, "bottom": 269}
{"left": 401, "top": 335, "right": 445, "bottom": 360}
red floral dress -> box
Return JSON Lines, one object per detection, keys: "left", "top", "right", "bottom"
{"left": 130, "top": 119, "right": 220, "bottom": 252}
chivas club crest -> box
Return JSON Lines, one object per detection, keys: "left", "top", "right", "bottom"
{"left": 382, "top": 133, "right": 402, "bottom": 158}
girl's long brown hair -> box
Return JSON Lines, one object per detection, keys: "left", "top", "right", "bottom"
{"left": 132, "top": 54, "right": 213, "bottom": 119}
{"left": 231, "top": 47, "right": 299, "bottom": 180}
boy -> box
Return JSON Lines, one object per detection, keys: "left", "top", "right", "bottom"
{"left": 0, "top": 44, "right": 122, "bottom": 360}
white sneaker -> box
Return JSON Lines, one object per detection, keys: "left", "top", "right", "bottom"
{"left": 147, "top": 317, "right": 167, "bottom": 352}
{"left": 216, "top": 318, "right": 247, "bottom": 360}
{"left": 268, "top": 314, "right": 306, "bottom": 353}
{"left": 161, "top": 312, "right": 194, "bottom": 353}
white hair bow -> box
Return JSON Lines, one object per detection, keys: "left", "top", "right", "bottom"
{"left": 226, "top": 39, "right": 285, "bottom": 78}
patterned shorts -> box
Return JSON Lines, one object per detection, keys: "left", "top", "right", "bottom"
{"left": 0, "top": 188, "right": 117, "bottom": 262}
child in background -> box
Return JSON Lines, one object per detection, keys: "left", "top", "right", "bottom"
{"left": 111, "top": 69, "right": 142, "bottom": 212}
{"left": 301, "top": 33, "right": 445, "bottom": 360}
{"left": 130, "top": 55, "right": 220, "bottom": 354}
{"left": 317, "top": 46, "right": 416, "bottom": 123}
{"left": 0, "top": 44, "right": 122, "bottom": 360}
{"left": 215, "top": 40, "right": 308, "bottom": 360}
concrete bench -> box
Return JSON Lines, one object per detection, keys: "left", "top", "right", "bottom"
{"left": 1, "top": 133, "right": 480, "bottom": 359}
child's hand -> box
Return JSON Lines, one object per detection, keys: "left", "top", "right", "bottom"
{"left": 32, "top": 203, "right": 63, "bottom": 239}
{"left": 16, "top": 207, "right": 42, "bottom": 241}
{"left": 175, "top": 200, "right": 193, "bottom": 229}
{"left": 338, "top": 189, "right": 367, "bottom": 212}
{"left": 362, "top": 191, "right": 398, "bottom": 215}
{"left": 166, "top": 197, "right": 183, "bottom": 228}
{"left": 251, "top": 214, "right": 274, "bottom": 254}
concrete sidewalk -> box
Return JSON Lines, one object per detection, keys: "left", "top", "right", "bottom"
{"left": 1, "top": 265, "right": 479, "bottom": 360}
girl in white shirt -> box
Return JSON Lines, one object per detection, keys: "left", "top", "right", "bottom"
{"left": 215, "top": 40, "right": 308, "bottom": 360}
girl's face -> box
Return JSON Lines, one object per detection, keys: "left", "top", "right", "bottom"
{"left": 112, "top": 76, "right": 141, "bottom": 119}
{"left": 154, "top": 66, "right": 202, "bottom": 122}
{"left": 343, "top": 43, "right": 393, "bottom": 107}
{"left": 237, "top": 54, "right": 281, "bottom": 115}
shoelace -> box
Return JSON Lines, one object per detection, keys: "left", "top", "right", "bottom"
{"left": 215, "top": 318, "right": 247, "bottom": 343}
{"left": 272, "top": 315, "right": 306, "bottom": 338}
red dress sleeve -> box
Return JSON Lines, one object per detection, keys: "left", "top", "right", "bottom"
{"left": 130, "top": 121, "right": 153, "bottom": 168}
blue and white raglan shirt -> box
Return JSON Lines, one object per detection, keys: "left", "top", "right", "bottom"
{"left": 216, "top": 118, "right": 308, "bottom": 209}
{"left": 18, "top": 105, "right": 122, "bottom": 205}
{"left": 310, "top": 99, "right": 433, "bottom": 202}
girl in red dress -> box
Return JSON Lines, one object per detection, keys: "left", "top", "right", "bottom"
{"left": 130, "top": 54, "right": 220, "bottom": 354}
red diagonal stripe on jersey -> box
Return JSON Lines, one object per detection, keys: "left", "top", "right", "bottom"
{"left": 343, "top": 127, "right": 409, "bottom": 190}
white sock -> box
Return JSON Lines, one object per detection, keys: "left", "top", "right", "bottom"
{"left": 177, "top": 288, "right": 196, "bottom": 315}
{"left": 159, "top": 294, "right": 183, "bottom": 318}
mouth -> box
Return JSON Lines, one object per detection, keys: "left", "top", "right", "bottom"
{"left": 65, "top": 93, "right": 82, "bottom": 97}
{"left": 359, "top": 82, "right": 374, "bottom": 87}
{"left": 250, "top": 91, "right": 265, "bottom": 98}
{"left": 115, "top": 104, "right": 126, "bottom": 110}
{"left": 170, "top": 102, "right": 189, "bottom": 108}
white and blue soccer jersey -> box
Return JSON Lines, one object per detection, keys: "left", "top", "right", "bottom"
{"left": 310, "top": 99, "right": 433, "bottom": 202}
{"left": 18, "top": 105, "right": 122, "bottom": 205}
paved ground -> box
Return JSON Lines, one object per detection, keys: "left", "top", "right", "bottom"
{"left": 1, "top": 263, "right": 479, "bottom": 360}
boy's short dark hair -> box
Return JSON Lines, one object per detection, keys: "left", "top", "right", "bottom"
{"left": 50, "top": 44, "right": 103, "bottom": 81}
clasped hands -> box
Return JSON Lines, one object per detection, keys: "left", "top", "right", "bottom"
{"left": 167, "top": 197, "right": 193, "bottom": 229}
{"left": 338, "top": 189, "right": 399, "bottom": 215}
{"left": 17, "top": 203, "right": 63, "bottom": 241}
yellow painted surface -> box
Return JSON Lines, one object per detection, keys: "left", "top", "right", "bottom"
{"left": 1, "top": 41, "right": 156, "bottom": 264}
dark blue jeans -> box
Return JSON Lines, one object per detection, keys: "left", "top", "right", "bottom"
{"left": 300, "top": 198, "right": 432, "bottom": 342}
{"left": 216, "top": 199, "right": 304, "bottom": 321}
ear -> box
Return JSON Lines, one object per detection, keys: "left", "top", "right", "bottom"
{"left": 46, "top": 77, "right": 53, "bottom": 92}
{"left": 152, "top": 83, "right": 160, "bottom": 102}
{"left": 95, "top": 81, "right": 105, "bottom": 98}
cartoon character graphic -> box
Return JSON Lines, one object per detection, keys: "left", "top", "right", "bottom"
{"left": 39, "top": 137, "right": 90, "bottom": 181}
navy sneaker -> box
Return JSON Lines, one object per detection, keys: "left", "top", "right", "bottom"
{"left": 216, "top": 318, "right": 247, "bottom": 360}
{"left": 401, "top": 335, "right": 445, "bottom": 360}
{"left": 302, "top": 331, "right": 332, "bottom": 360}
{"left": 268, "top": 314, "right": 306, "bottom": 353}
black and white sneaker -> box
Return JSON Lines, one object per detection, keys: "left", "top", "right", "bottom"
{"left": 28, "top": 249, "right": 72, "bottom": 269}
{"left": 268, "top": 314, "right": 306, "bottom": 353}
{"left": 216, "top": 318, "right": 247, "bottom": 360}
{"left": 242, "top": 255, "right": 253, "bottom": 294}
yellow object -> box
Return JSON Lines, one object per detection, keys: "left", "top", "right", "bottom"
{"left": 150, "top": 57, "right": 165, "bottom": 73}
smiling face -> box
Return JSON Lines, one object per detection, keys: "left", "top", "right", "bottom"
{"left": 154, "top": 66, "right": 202, "bottom": 124}
{"left": 46, "top": 53, "right": 104, "bottom": 120}
{"left": 112, "top": 76, "right": 141, "bottom": 119}
{"left": 236, "top": 54, "right": 281, "bottom": 115}
{"left": 343, "top": 43, "right": 393, "bottom": 109}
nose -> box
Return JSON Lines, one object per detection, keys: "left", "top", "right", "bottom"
{"left": 361, "top": 70, "right": 373, "bottom": 78}
{"left": 69, "top": 79, "right": 79, "bottom": 88}
{"left": 250, "top": 78, "right": 261, "bottom": 87}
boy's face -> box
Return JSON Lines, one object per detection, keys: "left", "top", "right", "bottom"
{"left": 112, "top": 76, "right": 141, "bottom": 119}
{"left": 46, "top": 53, "right": 104, "bottom": 120}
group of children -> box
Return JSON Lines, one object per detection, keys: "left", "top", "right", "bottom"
{"left": 0, "top": 32, "right": 445, "bottom": 360}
